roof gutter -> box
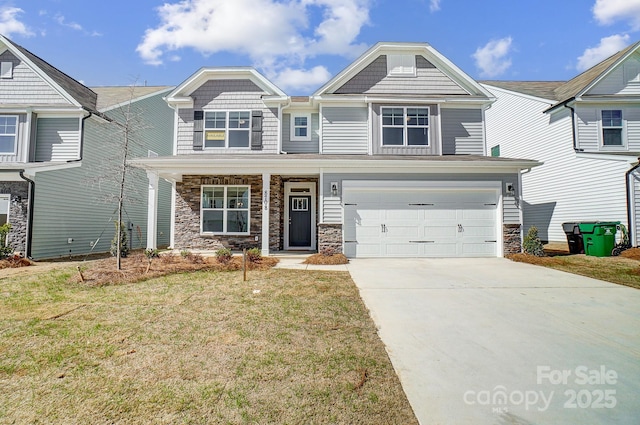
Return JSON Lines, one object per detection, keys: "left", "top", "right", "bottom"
{"left": 18, "top": 170, "right": 34, "bottom": 259}
{"left": 626, "top": 160, "right": 640, "bottom": 246}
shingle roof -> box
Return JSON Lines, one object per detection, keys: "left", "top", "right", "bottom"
{"left": 481, "top": 81, "right": 564, "bottom": 100}
{"left": 91, "top": 86, "right": 173, "bottom": 111}
{"left": 4, "top": 37, "right": 98, "bottom": 111}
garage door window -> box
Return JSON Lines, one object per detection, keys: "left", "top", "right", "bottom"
{"left": 381, "top": 107, "right": 429, "bottom": 146}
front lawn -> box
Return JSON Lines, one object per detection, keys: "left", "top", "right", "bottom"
{"left": 0, "top": 266, "right": 417, "bottom": 424}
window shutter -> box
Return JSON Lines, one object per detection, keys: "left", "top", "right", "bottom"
{"left": 193, "top": 110, "right": 204, "bottom": 151}
{"left": 251, "top": 110, "right": 263, "bottom": 150}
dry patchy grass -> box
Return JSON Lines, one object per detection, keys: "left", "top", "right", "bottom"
{"left": 508, "top": 252, "right": 640, "bottom": 289}
{"left": 0, "top": 264, "right": 417, "bottom": 424}
{"left": 303, "top": 253, "right": 349, "bottom": 265}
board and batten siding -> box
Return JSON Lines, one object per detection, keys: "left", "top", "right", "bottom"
{"left": 321, "top": 107, "right": 368, "bottom": 154}
{"left": 30, "top": 92, "right": 173, "bottom": 259}
{"left": 0, "top": 50, "right": 71, "bottom": 105}
{"left": 576, "top": 105, "right": 640, "bottom": 152}
{"left": 483, "top": 85, "right": 632, "bottom": 242}
{"left": 334, "top": 56, "right": 469, "bottom": 96}
{"left": 282, "top": 113, "right": 319, "bottom": 153}
{"left": 34, "top": 117, "right": 81, "bottom": 161}
{"left": 440, "top": 108, "right": 485, "bottom": 155}
{"left": 586, "top": 53, "right": 640, "bottom": 96}
{"left": 371, "top": 104, "right": 440, "bottom": 155}
{"left": 175, "top": 79, "right": 278, "bottom": 155}
{"left": 0, "top": 113, "right": 26, "bottom": 162}
{"left": 320, "top": 172, "right": 519, "bottom": 225}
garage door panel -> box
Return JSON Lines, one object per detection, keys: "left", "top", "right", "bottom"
{"left": 423, "top": 242, "right": 457, "bottom": 256}
{"left": 462, "top": 242, "right": 497, "bottom": 256}
{"left": 424, "top": 226, "right": 457, "bottom": 238}
{"left": 384, "top": 242, "right": 422, "bottom": 256}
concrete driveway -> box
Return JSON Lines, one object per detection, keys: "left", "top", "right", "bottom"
{"left": 347, "top": 258, "right": 640, "bottom": 425}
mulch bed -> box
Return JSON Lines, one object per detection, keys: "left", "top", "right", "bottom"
{"left": 620, "top": 247, "right": 640, "bottom": 261}
{"left": 70, "top": 253, "right": 279, "bottom": 286}
{"left": 303, "top": 253, "right": 349, "bottom": 265}
{"left": 0, "top": 256, "right": 33, "bottom": 269}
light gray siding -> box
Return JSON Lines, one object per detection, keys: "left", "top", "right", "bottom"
{"left": 34, "top": 117, "right": 81, "bottom": 161}
{"left": 484, "top": 85, "right": 631, "bottom": 242}
{"left": 321, "top": 107, "right": 368, "bottom": 154}
{"left": 335, "top": 55, "right": 469, "bottom": 96}
{"left": 371, "top": 104, "right": 440, "bottom": 155}
{"left": 175, "top": 79, "right": 278, "bottom": 155}
{"left": 441, "top": 108, "right": 485, "bottom": 155}
{"left": 586, "top": 53, "right": 640, "bottom": 96}
{"left": 576, "top": 105, "right": 640, "bottom": 152}
{"left": 321, "top": 172, "right": 520, "bottom": 225}
{"left": 0, "top": 113, "right": 27, "bottom": 162}
{"left": 282, "top": 113, "right": 319, "bottom": 153}
{"left": 31, "top": 91, "right": 173, "bottom": 259}
{"left": 0, "top": 50, "right": 70, "bottom": 105}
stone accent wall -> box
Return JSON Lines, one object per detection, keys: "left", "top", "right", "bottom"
{"left": 318, "top": 224, "right": 342, "bottom": 254}
{"left": 269, "top": 175, "right": 283, "bottom": 251}
{"left": 0, "top": 181, "right": 29, "bottom": 254}
{"left": 503, "top": 224, "right": 521, "bottom": 255}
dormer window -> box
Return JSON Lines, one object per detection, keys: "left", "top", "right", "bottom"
{"left": 387, "top": 54, "right": 416, "bottom": 77}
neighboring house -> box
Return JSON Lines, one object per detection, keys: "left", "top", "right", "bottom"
{"left": 132, "top": 42, "right": 539, "bottom": 258}
{"left": 0, "top": 34, "right": 173, "bottom": 259}
{"left": 483, "top": 41, "right": 640, "bottom": 245}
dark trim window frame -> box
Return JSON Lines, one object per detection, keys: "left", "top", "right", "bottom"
{"left": 203, "top": 110, "right": 251, "bottom": 149}
{"left": 381, "top": 106, "right": 429, "bottom": 147}
{"left": 201, "top": 185, "right": 250, "bottom": 235}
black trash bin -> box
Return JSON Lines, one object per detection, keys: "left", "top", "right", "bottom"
{"left": 562, "top": 222, "right": 584, "bottom": 254}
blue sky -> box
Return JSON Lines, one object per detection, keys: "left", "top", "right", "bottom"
{"left": 1, "top": 0, "right": 640, "bottom": 94}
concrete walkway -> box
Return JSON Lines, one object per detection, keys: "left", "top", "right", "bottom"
{"left": 273, "top": 255, "right": 349, "bottom": 271}
{"left": 347, "top": 258, "right": 640, "bottom": 425}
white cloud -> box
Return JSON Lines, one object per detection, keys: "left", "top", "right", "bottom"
{"left": 0, "top": 7, "right": 33, "bottom": 37}
{"left": 430, "top": 0, "right": 441, "bottom": 12}
{"left": 55, "top": 14, "right": 83, "bottom": 31}
{"left": 271, "top": 65, "right": 332, "bottom": 92}
{"left": 576, "top": 34, "right": 630, "bottom": 71}
{"left": 136, "top": 0, "right": 370, "bottom": 91}
{"left": 472, "top": 37, "right": 513, "bottom": 78}
{"left": 593, "top": 0, "right": 640, "bottom": 29}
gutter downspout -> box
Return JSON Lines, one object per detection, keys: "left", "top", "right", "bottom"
{"left": 625, "top": 159, "right": 640, "bottom": 246}
{"left": 565, "top": 104, "right": 580, "bottom": 152}
{"left": 18, "top": 170, "right": 35, "bottom": 259}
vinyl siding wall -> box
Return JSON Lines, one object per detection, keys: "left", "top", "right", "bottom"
{"left": 30, "top": 92, "right": 173, "bottom": 259}
{"left": 321, "top": 107, "right": 368, "bottom": 154}
{"left": 320, "top": 172, "right": 519, "bottom": 225}
{"left": 484, "top": 85, "right": 632, "bottom": 242}
{"left": 34, "top": 117, "right": 81, "bottom": 161}
{"left": 0, "top": 50, "right": 70, "bottom": 105}
{"left": 576, "top": 105, "right": 640, "bottom": 152}
{"left": 282, "top": 113, "right": 319, "bottom": 153}
{"left": 175, "top": 79, "right": 278, "bottom": 154}
{"left": 441, "top": 108, "right": 485, "bottom": 155}
{"left": 334, "top": 56, "right": 469, "bottom": 95}
{"left": 586, "top": 53, "right": 640, "bottom": 96}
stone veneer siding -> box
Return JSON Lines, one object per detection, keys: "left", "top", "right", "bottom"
{"left": 503, "top": 224, "right": 522, "bottom": 255}
{"left": 0, "top": 181, "right": 29, "bottom": 254}
{"left": 318, "top": 224, "right": 343, "bottom": 254}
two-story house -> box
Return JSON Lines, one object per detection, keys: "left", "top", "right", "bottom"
{"left": 132, "top": 42, "right": 540, "bottom": 258}
{"left": 483, "top": 41, "right": 640, "bottom": 246}
{"left": 0, "top": 35, "right": 173, "bottom": 259}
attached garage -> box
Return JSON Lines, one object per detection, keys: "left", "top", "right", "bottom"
{"left": 342, "top": 181, "right": 501, "bottom": 258}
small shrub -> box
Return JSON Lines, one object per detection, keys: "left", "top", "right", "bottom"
{"left": 186, "top": 252, "right": 204, "bottom": 264}
{"left": 0, "top": 223, "right": 12, "bottom": 259}
{"left": 110, "top": 221, "right": 129, "bottom": 258}
{"left": 246, "top": 247, "right": 262, "bottom": 263}
{"left": 159, "top": 252, "right": 177, "bottom": 264}
{"left": 215, "top": 247, "right": 232, "bottom": 264}
{"left": 144, "top": 248, "right": 159, "bottom": 259}
{"left": 180, "top": 249, "right": 191, "bottom": 258}
{"left": 523, "top": 226, "right": 545, "bottom": 257}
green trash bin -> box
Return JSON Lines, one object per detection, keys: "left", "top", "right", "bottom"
{"left": 578, "top": 222, "right": 619, "bottom": 257}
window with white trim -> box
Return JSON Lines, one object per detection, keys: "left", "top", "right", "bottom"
{"left": 203, "top": 111, "right": 250, "bottom": 148}
{"left": 201, "top": 186, "right": 250, "bottom": 234}
{"left": 0, "top": 62, "right": 12, "bottom": 79}
{"left": 0, "top": 116, "right": 18, "bottom": 154}
{"left": 381, "top": 107, "right": 429, "bottom": 146}
{"left": 290, "top": 113, "right": 311, "bottom": 141}
{"left": 601, "top": 110, "right": 624, "bottom": 147}
{"left": 0, "top": 195, "right": 8, "bottom": 226}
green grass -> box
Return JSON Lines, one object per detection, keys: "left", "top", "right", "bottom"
{"left": 0, "top": 266, "right": 417, "bottom": 424}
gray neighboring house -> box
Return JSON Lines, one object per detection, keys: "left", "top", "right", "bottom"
{"left": 132, "top": 42, "right": 540, "bottom": 258}
{"left": 0, "top": 34, "right": 173, "bottom": 259}
{"left": 483, "top": 41, "right": 640, "bottom": 245}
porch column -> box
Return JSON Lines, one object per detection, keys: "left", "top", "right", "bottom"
{"left": 261, "top": 172, "right": 270, "bottom": 256}
{"left": 146, "top": 170, "right": 159, "bottom": 249}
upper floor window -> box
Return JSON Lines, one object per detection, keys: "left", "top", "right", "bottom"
{"left": 381, "top": 107, "right": 429, "bottom": 146}
{"left": 0, "top": 62, "right": 12, "bottom": 79}
{"left": 601, "top": 110, "right": 623, "bottom": 147}
{"left": 291, "top": 113, "right": 311, "bottom": 141}
{"left": 201, "top": 185, "right": 250, "bottom": 234}
{"left": 0, "top": 116, "right": 18, "bottom": 154}
{"left": 387, "top": 54, "right": 416, "bottom": 77}
{"left": 204, "top": 111, "right": 250, "bottom": 148}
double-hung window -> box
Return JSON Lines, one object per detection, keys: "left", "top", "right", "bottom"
{"left": 0, "top": 116, "right": 18, "bottom": 154}
{"left": 601, "top": 110, "right": 623, "bottom": 147}
{"left": 204, "top": 111, "right": 250, "bottom": 148}
{"left": 201, "top": 186, "right": 250, "bottom": 234}
{"left": 291, "top": 114, "right": 311, "bottom": 141}
{"left": 381, "top": 107, "right": 429, "bottom": 146}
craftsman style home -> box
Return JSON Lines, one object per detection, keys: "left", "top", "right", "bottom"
{"left": 132, "top": 42, "right": 539, "bottom": 258}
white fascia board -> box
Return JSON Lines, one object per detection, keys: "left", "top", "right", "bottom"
{"left": 100, "top": 87, "right": 174, "bottom": 113}
{"left": 164, "top": 96, "right": 194, "bottom": 108}
{"left": 30, "top": 107, "right": 85, "bottom": 115}
{"left": 27, "top": 161, "right": 82, "bottom": 174}
{"left": 573, "top": 96, "right": 640, "bottom": 104}
{"left": 481, "top": 84, "right": 556, "bottom": 104}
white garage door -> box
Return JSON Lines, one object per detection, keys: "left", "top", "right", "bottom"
{"left": 343, "top": 188, "right": 499, "bottom": 258}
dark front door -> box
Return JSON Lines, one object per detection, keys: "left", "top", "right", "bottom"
{"left": 289, "top": 195, "right": 311, "bottom": 247}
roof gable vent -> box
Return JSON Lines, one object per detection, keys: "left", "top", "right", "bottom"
{"left": 387, "top": 54, "right": 416, "bottom": 77}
